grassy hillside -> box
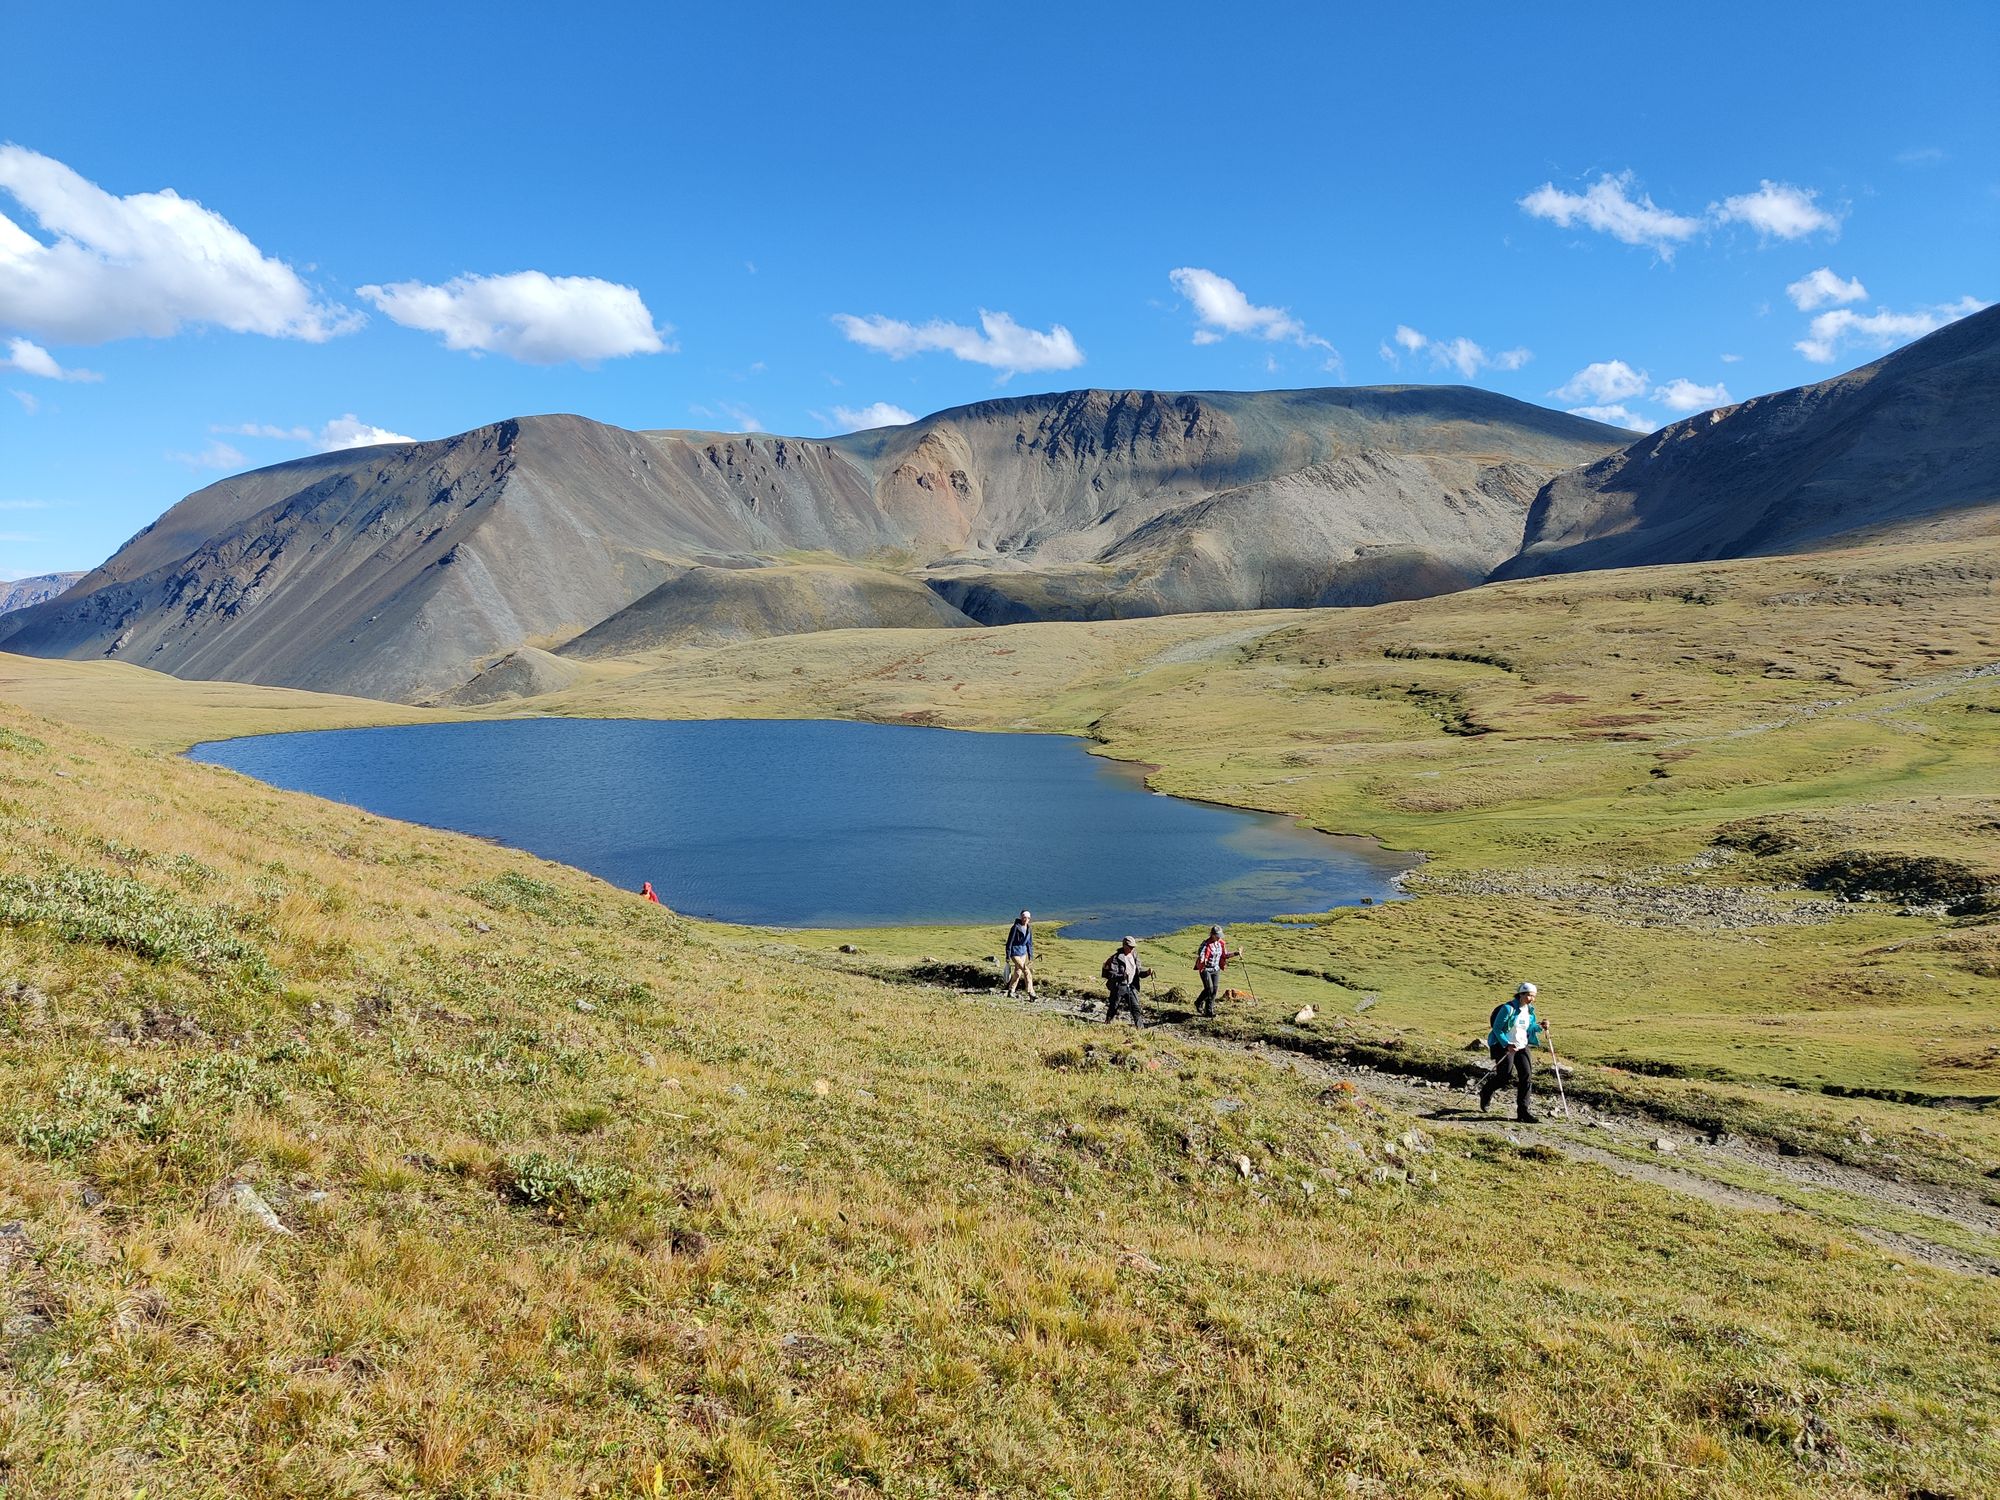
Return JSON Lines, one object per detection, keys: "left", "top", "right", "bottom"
{"left": 3, "top": 694, "right": 1998, "bottom": 1498}
{"left": 3, "top": 533, "right": 1998, "bottom": 1493}
{"left": 434, "top": 539, "right": 2000, "bottom": 1159}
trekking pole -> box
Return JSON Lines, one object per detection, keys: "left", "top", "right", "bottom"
{"left": 1544, "top": 1033, "right": 1571, "bottom": 1118}
{"left": 1235, "top": 953, "right": 1258, "bottom": 1003}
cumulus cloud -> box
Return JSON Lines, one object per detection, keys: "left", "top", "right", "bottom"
{"left": 3, "top": 336, "right": 99, "bottom": 381}
{"left": 832, "top": 402, "right": 917, "bottom": 430}
{"left": 1521, "top": 172, "right": 1841, "bottom": 257}
{"left": 1653, "top": 378, "right": 1731, "bottom": 413}
{"left": 167, "top": 441, "right": 248, "bottom": 472}
{"left": 1795, "top": 295, "right": 1988, "bottom": 363}
{"left": 1517, "top": 173, "right": 1702, "bottom": 255}
{"left": 833, "top": 308, "right": 1084, "bottom": 377}
{"left": 1566, "top": 404, "right": 1653, "bottom": 433}
{"left": 1551, "top": 360, "right": 1650, "bottom": 405}
{"left": 359, "top": 271, "right": 670, "bottom": 364}
{"left": 0, "top": 145, "right": 356, "bottom": 344}
{"left": 1786, "top": 267, "right": 1868, "bottom": 310}
{"left": 214, "top": 414, "right": 416, "bottom": 453}
{"left": 1385, "top": 325, "right": 1531, "bottom": 378}
{"left": 1712, "top": 180, "right": 1840, "bottom": 240}
{"left": 1168, "top": 267, "right": 1335, "bottom": 359}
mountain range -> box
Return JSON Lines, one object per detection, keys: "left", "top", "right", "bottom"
{"left": 3, "top": 304, "right": 1994, "bottom": 704}
{"left": 0, "top": 572, "right": 84, "bottom": 616}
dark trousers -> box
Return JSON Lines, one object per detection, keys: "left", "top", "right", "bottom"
{"left": 1197, "top": 969, "right": 1221, "bottom": 1017}
{"left": 1105, "top": 981, "right": 1146, "bottom": 1027}
{"left": 1481, "top": 1048, "right": 1533, "bottom": 1116}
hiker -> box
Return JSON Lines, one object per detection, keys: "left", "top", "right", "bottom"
{"left": 1479, "top": 982, "right": 1548, "bottom": 1122}
{"left": 640, "top": 881, "right": 660, "bottom": 904}
{"left": 1100, "top": 937, "right": 1152, "bottom": 1027}
{"left": 1003, "top": 909, "right": 1037, "bottom": 998}
{"left": 1192, "top": 925, "right": 1241, "bottom": 1018}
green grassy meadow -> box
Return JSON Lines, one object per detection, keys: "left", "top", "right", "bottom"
{"left": 2, "top": 534, "right": 1998, "bottom": 1495}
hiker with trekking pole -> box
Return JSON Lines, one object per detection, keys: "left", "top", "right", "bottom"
{"left": 1100, "top": 936, "right": 1153, "bottom": 1027}
{"left": 1479, "top": 981, "right": 1554, "bottom": 1123}
{"left": 1192, "top": 926, "right": 1242, "bottom": 1018}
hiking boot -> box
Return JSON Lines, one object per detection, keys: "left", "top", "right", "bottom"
{"left": 1516, "top": 1112, "right": 1541, "bottom": 1124}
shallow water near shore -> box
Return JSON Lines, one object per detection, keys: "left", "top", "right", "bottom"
{"left": 189, "top": 718, "right": 1413, "bottom": 938}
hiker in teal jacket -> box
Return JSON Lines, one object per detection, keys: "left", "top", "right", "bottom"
{"left": 1479, "top": 982, "right": 1548, "bottom": 1122}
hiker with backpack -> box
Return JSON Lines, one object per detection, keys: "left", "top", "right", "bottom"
{"left": 1479, "top": 982, "right": 1549, "bottom": 1122}
{"left": 1192, "top": 926, "right": 1241, "bottom": 1018}
{"left": 1003, "top": 909, "right": 1037, "bottom": 999}
{"left": 1100, "top": 936, "right": 1152, "bottom": 1027}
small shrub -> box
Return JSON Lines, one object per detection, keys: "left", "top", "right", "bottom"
{"left": 465, "top": 871, "right": 596, "bottom": 925}
{"left": 0, "top": 863, "right": 276, "bottom": 982}
{"left": 0, "top": 728, "right": 47, "bottom": 754}
{"left": 503, "top": 1151, "right": 634, "bottom": 1213}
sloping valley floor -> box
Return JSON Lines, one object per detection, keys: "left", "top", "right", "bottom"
{"left": 2, "top": 533, "right": 1998, "bottom": 1496}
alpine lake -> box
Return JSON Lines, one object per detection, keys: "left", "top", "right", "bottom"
{"left": 190, "top": 718, "right": 1413, "bottom": 939}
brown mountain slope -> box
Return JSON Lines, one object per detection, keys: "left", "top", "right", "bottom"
{"left": 0, "top": 389, "right": 1624, "bottom": 702}
{"left": 1498, "top": 303, "right": 2000, "bottom": 579}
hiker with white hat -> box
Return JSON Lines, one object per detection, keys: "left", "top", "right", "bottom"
{"left": 1100, "top": 936, "right": 1153, "bottom": 1027}
{"left": 1479, "top": 982, "right": 1549, "bottom": 1122}
{"left": 1002, "top": 909, "right": 1037, "bottom": 999}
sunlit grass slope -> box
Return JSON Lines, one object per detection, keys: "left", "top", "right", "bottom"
{"left": 3, "top": 696, "right": 1998, "bottom": 1496}
{"left": 483, "top": 538, "right": 2000, "bottom": 1170}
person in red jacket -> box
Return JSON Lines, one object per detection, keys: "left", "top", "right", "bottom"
{"left": 640, "top": 881, "right": 660, "bottom": 904}
{"left": 1193, "top": 926, "right": 1241, "bottom": 1018}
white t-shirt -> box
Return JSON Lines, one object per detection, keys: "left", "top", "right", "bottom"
{"left": 1508, "top": 1006, "right": 1533, "bottom": 1049}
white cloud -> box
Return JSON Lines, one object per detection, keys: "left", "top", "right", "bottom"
{"left": 1566, "top": 404, "right": 1653, "bottom": 433}
{"left": 9, "top": 389, "right": 37, "bottom": 413}
{"left": 359, "top": 271, "right": 670, "bottom": 364}
{"left": 215, "top": 414, "right": 416, "bottom": 452}
{"left": 3, "top": 336, "right": 100, "bottom": 381}
{"left": 0, "top": 145, "right": 356, "bottom": 345}
{"left": 1521, "top": 172, "right": 1842, "bottom": 257}
{"left": 167, "top": 441, "right": 247, "bottom": 472}
{"left": 833, "top": 308, "right": 1084, "bottom": 377}
{"left": 1896, "top": 146, "right": 1946, "bottom": 166}
{"left": 318, "top": 415, "right": 415, "bottom": 450}
{"left": 1653, "top": 378, "right": 1731, "bottom": 413}
{"left": 1388, "top": 325, "right": 1532, "bottom": 378}
{"left": 1168, "top": 267, "right": 1335, "bottom": 358}
{"left": 1719, "top": 352, "right": 1743, "bottom": 363}
{"left": 1712, "top": 180, "right": 1840, "bottom": 240}
{"left": 1795, "top": 295, "right": 1988, "bottom": 363}
{"left": 1517, "top": 173, "right": 1702, "bottom": 255}
{"left": 1551, "top": 359, "right": 1650, "bottom": 404}
{"left": 832, "top": 402, "right": 917, "bottom": 430}
{"left": 1786, "top": 266, "right": 1867, "bottom": 311}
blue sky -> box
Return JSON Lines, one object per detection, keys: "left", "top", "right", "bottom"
{"left": 2, "top": 0, "right": 1995, "bottom": 578}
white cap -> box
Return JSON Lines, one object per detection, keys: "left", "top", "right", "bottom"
{"left": 1122, "top": 936, "right": 1137, "bottom": 947}
{"left": 1515, "top": 982, "right": 1538, "bottom": 997}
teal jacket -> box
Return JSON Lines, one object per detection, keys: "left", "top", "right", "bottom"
{"left": 1487, "top": 1000, "right": 1546, "bottom": 1051}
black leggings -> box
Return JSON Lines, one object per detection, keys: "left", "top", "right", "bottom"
{"left": 1482, "top": 1048, "right": 1533, "bottom": 1113}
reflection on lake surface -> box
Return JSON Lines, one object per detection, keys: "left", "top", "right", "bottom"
{"left": 190, "top": 719, "right": 1413, "bottom": 938}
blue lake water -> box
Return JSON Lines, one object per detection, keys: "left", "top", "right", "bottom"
{"left": 188, "top": 719, "right": 1412, "bottom": 938}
